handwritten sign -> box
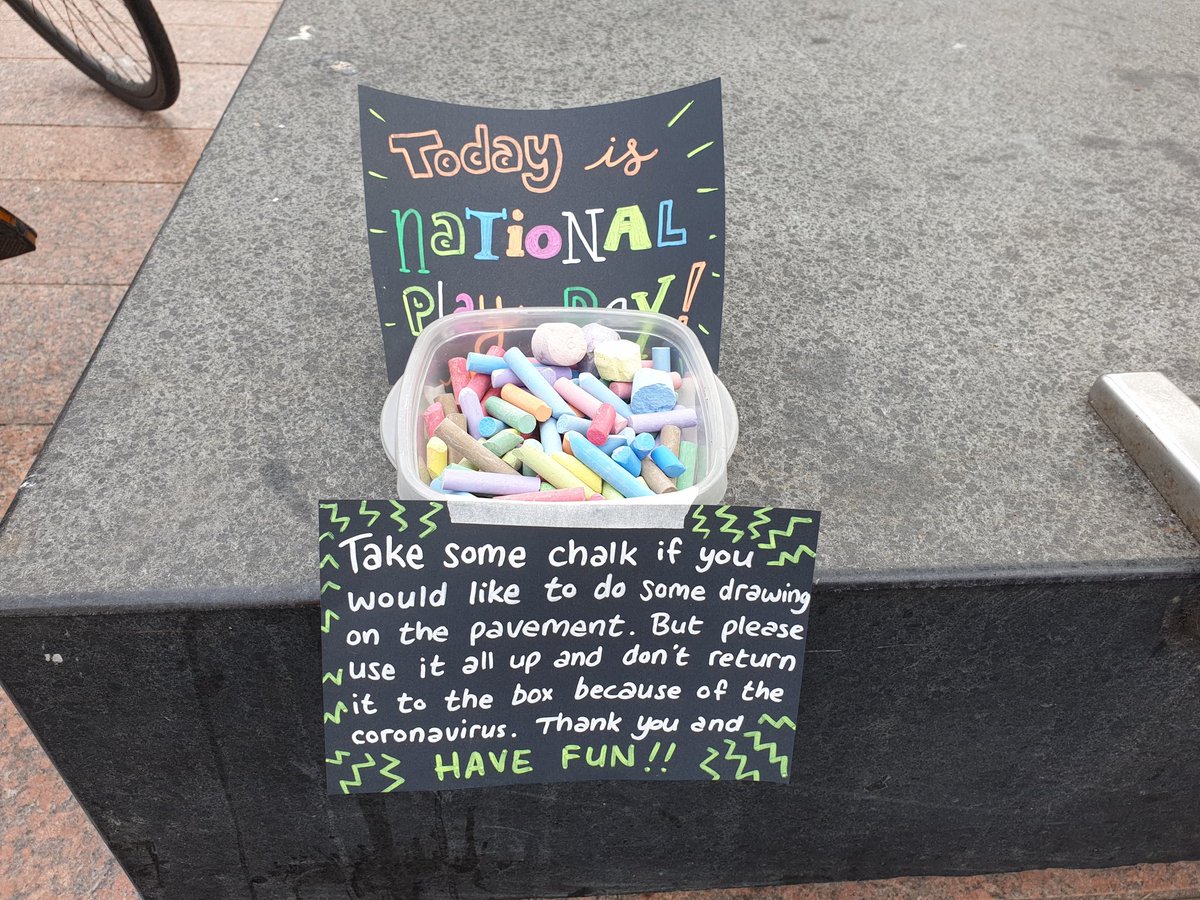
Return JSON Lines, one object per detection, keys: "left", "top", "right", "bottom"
{"left": 358, "top": 80, "right": 726, "bottom": 381}
{"left": 319, "top": 502, "right": 819, "bottom": 793}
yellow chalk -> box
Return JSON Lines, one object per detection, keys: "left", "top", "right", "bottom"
{"left": 515, "top": 440, "right": 596, "bottom": 496}
{"left": 426, "top": 436, "right": 448, "bottom": 478}
{"left": 552, "top": 452, "right": 603, "bottom": 493}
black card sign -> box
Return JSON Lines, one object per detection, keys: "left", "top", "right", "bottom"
{"left": 319, "top": 502, "right": 819, "bottom": 793}
{"left": 358, "top": 80, "right": 726, "bottom": 382}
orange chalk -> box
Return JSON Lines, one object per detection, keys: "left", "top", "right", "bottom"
{"left": 500, "top": 383, "right": 553, "bottom": 422}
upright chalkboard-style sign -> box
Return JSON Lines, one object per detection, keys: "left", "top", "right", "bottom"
{"left": 358, "top": 80, "right": 726, "bottom": 381}
{"left": 319, "top": 503, "right": 819, "bottom": 793}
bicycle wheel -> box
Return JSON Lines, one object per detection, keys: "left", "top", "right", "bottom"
{"left": 5, "top": 0, "right": 179, "bottom": 110}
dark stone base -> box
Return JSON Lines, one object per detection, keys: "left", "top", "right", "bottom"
{"left": 3, "top": 576, "right": 1199, "bottom": 898}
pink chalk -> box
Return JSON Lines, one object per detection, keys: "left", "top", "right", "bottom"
{"left": 423, "top": 402, "right": 445, "bottom": 439}
{"left": 448, "top": 357, "right": 470, "bottom": 399}
{"left": 553, "top": 377, "right": 628, "bottom": 433}
{"left": 588, "top": 404, "right": 617, "bottom": 446}
{"left": 502, "top": 487, "right": 588, "bottom": 502}
{"left": 609, "top": 372, "right": 682, "bottom": 399}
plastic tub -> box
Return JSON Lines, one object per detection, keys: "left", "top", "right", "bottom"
{"left": 380, "top": 308, "right": 738, "bottom": 518}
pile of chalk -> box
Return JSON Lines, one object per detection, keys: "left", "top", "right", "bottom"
{"left": 422, "top": 322, "right": 698, "bottom": 500}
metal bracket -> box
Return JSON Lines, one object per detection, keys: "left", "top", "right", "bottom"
{"left": 1090, "top": 372, "right": 1200, "bottom": 543}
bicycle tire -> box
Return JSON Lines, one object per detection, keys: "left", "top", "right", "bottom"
{"left": 4, "top": 0, "right": 179, "bottom": 110}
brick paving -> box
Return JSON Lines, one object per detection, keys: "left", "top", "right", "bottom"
{"left": 0, "top": 3, "right": 1198, "bottom": 898}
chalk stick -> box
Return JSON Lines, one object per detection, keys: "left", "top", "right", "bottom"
{"left": 482, "top": 429, "right": 523, "bottom": 458}
{"left": 641, "top": 456, "right": 678, "bottom": 494}
{"left": 503, "top": 347, "right": 572, "bottom": 418}
{"left": 593, "top": 338, "right": 643, "bottom": 382}
{"left": 426, "top": 436, "right": 448, "bottom": 478}
{"left": 630, "top": 368, "right": 678, "bottom": 414}
{"left": 601, "top": 481, "right": 623, "bottom": 501}
{"left": 484, "top": 395, "right": 537, "bottom": 433}
{"left": 652, "top": 346, "right": 672, "bottom": 371}
{"left": 539, "top": 419, "right": 562, "bottom": 455}
{"left": 448, "top": 357, "right": 470, "bottom": 398}
{"left": 501, "top": 383, "right": 553, "bottom": 423}
{"left": 434, "top": 418, "right": 520, "bottom": 476}
{"left": 423, "top": 402, "right": 445, "bottom": 439}
{"left": 478, "top": 416, "right": 505, "bottom": 438}
{"left": 442, "top": 470, "right": 540, "bottom": 495}
{"left": 553, "top": 377, "right": 629, "bottom": 432}
{"left": 503, "top": 487, "right": 588, "bottom": 502}
{"left": 514, "top": 439, "right": 596, "bottom": 495}
{"left": 555, "top": 414, "right": 593, "bottom": 436}
{"left": 459, "top": 387, "right": 484, "bottom": 438}
{"left": 552, "top": 451, "right": 603, "bottom": 493}
{"left": 650, "top": 444, "right": 686, "bottom": 478}
{"left": 466, "top": 352, "right": 510, "bottom": 374}
{"left": 659, "top": 424, "right": 682, "bottom": 456}
{"left": 631, "top": 432, "right": 656, "bottom": 459}
{"left": 446, "top": 413, "right": 468, "bottom": 462}
{"left": 429, "top": 476, "right": 472, "bottom": 496}
{"left": 531, "top": 322, "right": 587, "bottom": 366}
{"left": 611, "top": 445, "right": 642, "bottom": 477}
{"left": 588, "top": 403, "right": 617, "bottom": 445}
{"left": 566, "top": 432, "right": 653, "bottom": 498}
{"left": 676, "top": 440, "right": 698, "bottom": 489}
{"left": 577, "top": 372, "right": 634, "bottom": 420}
{"left": 436, "top": 393, "right": 458, "bottom": 417}
{"left": 629, "top": 408, "right": 698, "bottom": 432}
{"left": 501, "top": 450, "right": 521, "bottom": 468}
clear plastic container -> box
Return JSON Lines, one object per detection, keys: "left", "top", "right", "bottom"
{"left": 380, "top": 308, "right": 738, "bottom": 517}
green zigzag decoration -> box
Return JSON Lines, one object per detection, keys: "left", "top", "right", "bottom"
{"left": 390, "top": 501, "right": 408, "bottom": 532}
{"left": 758, "top": 515, "right": 813, "bottom": 551}
{"left": 378, "top": 754, "right": 406, "bottom": 791}
{"left": 758, "top": 713, "right": 797, "bottom": 730}
{"left": 747, "top": 507, "right": 773, "bottom": 543}
{"left": 323, "top": 701, "right": 348, "bottom": 724}
{"left": 319, "top": 502, "right": 350, "bottom": 533}
{"left": 691, "top": 506, "right": 711, "bottom": 538}
{"left": 768, "top": 544, "right": 817, "bottom": 567}
{"left": 699, "top": 746, "right": 721, "bottom": 780}
{"left": 322, "top": 669, "right": 343, "bottom": 685}
{"left": 325, "top": 750, "right": 350, "bottom": 766}
{"left": 319, "top": 553, "right": 339, "bottom": 571}
{"left": 724, "top": 738, "right": 760, "bottom": 781}
{"left": 321, "top": 609, "right": 340, "bottom": 633}
{"left": 715, "top": 505, "right": 743, "bottom": 543}
{"left": 320, "top": 580, "right": 341, "bottom": 595}
{"left": 743, "top": 730, "right": 789, "bottom": 778}
{"left": 339, "top": 754, "right": 376, "bottom": 794}
{"left": 418, "top": 502, "right": 443, "bottom": 538}
{"left": 359, "top": 501, "right": 380, "bottom": 527}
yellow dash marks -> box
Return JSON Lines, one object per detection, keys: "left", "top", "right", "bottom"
{"left": 711, "top": 272, "right": 722, "bottom": 279}
{"left": 698, "top": 324, "right": 711, "bottom": 335}
{"left": 368, "top": 228, "right": 386, "bottom": 234}
{"left": 367, "top": 170, "right": 388, "bottom": 180}
{"left": 667, "top": 99, "right": 694, "bottom": 128}
{"left": 696, "top": 187, "right": 719, "bottom": 194}
{"left": 687, "top": 141, "right": 714, "bottom": 158}
{"left": 369, "top": 108, "right": 386, "bottom": 123}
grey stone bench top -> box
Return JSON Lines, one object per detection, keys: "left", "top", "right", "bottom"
{"left": 3, "top": 0, "right": 1200, "bottom": 615}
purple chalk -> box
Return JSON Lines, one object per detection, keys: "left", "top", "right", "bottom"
{"left": 629, "top": 408, "right": 698, "bottom": 433}
{"left": 442, "top": 470, "right": 541, "bottom": 495}
{"left": 459, "top": 387, "right": 484, "bottom": 438}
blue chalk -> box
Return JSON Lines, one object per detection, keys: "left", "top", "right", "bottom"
{"left": 650, "top": 444, "right": 686, "bottom": 478}
{"left": 566, "top": 433, "right": 652, "bottom": 498}
{"left": 652, "top": 346, "right": 672, "bottom": 371}
{"left": 631, "top": 432, "right": 657, "bottom": 459}
{"left": 555, "top": 414, "right": 592, "bottom": 435}
{"left": 478, "top": 416, "right": 505, "bottom": 438}
{"left": 594, "top": 435, "right": 629, "bottom": 455}
{"left": 630, "top": 382, "right": 677, "bottom": 414}
{"left": 539, "top": 419, "right": 562, "bottom": 454}
{"left": 619, "top": 426, "right": 636, "bottom": 443}
{"left": 577, "top": 372, "right": 634, "bottom": 419}
{"left": 429, "top": 476, "right": 473, "bottom": 496}
{"left": 503, "top": 347, "right": 572, "bottom": 418}
{"left": 465, "top": 352, "right": 509, "bottom": 374}
{"left": 612, "top": 445, "right": 642, "bottom": 477}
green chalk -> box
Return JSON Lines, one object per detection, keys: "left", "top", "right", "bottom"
{"left": 485, "top": 396, "right": 536, "bottom": 433}
{"left": 601, "top": 482, "right": 623, "bottom": 501}
{"left": 482, "top": 428, "right": 523, "bottom": 457}
{"left": 676, "top": 441, "right": 698, "bottom": 489}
